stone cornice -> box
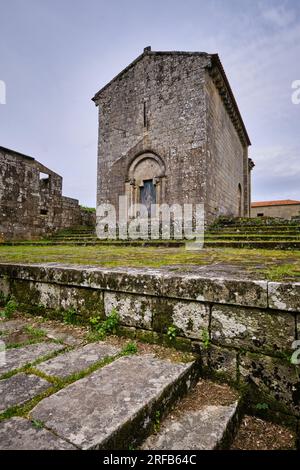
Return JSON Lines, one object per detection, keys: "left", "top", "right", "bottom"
{"left": 207, "top": 55, "right": 251, "bottom": 147}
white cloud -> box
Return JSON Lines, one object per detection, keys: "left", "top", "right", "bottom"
{"left": 253, "top": 145, "right": 300, "bottom": 175}
{"left": 260, "top": 2, "right": 296, "bottom": 28}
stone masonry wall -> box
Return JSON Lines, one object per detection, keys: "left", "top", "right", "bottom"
{"left": 0, "top": 263, "right": 299, "bottom": 419}
{"left": 95, "top": 52, "right": 209, "bottom": 214}
{"left": 94, "top": 50, "right": 251, "bottom": 226}
{"left": 61, "top": 196, "right": 81, "bottom": 229}
{"left": 251, "top": 204, "right": 300, "bottom": 220}
{"left": 0, "top": 147, "right": 94, "bottom": 240}
{"left": 205, "top": 74, "right": 248, "bottom": 221}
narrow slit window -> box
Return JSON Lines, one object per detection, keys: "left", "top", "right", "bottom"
{"left": 143, "top": 101, "right": 147, "bottom": 128}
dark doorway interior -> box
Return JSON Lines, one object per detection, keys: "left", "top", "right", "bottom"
{"left": 140, "top": 179, "right": 156, "bottom": 216}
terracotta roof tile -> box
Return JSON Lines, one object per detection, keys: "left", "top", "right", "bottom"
{"left": 251, "top": 200, "right": 300, "bottom": 208}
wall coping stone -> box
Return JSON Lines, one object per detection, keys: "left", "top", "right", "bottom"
{"left": 1, "top": 262, "right": 298, "bottom": 312}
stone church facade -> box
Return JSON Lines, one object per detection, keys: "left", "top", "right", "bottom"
{"left": 93, "top": 48, "right": 252, "bottom": 225}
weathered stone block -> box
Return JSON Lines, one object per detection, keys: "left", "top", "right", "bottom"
{"left": 0, "top": 417, "right": 76, "bottom": 450}
{"left": 104, "top": 292, "right": 152, "bottom": 329}
{"left": 60, "top": 285, "right": 104, "bottom": 317}
{"left": 208, "top": 344, "right": 238, "bottom": 382}
{"left": 0, "top": 276, "right": 10, "bottom": 299}
{"left": 163, "top": 274, "right": 268, "bottom": 308}
{"left": 171, "top": 301, "right": 209, "bottom": 340}
{"left": 0, "top": 319, "right": 28, "bottom": 334}
{"left": 32, "top": 282, "right": 61, "bottom": 309}
{"left": 10, "top": 280, "right": 42, "bottom": 308}
{"left": 152, "top": 297, "right": 209, "bottom": 339}
{"left": 0, "top": 373, "right": 51, "bottom": 412}
{"left": 211, "top": 305, "right": 295, "bottom": 355}
{"left": 0, "top": 342, "right": 65, "bottom": 376}
{"left": 268, "top": 282, "right": 300, "bottom": 312}
{"left": 36, "top": 342, "right": 120, "bottom": 378}
{"left": 142, "top": 403, "right": 238, "bottom": 450}
{"left": 239, "top": 353, "right": 300, "bottom": 415}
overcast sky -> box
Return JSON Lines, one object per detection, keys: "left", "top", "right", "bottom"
{"left": 0, "top": 0, "right": 299, "bottom": 206}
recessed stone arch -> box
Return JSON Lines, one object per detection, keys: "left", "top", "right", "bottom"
{"left": 126, "top": 152, "right": 166, "bottom": 216}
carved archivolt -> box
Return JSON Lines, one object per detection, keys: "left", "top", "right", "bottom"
{"left": 126, "top": 152, "right": 166, "bottom": 216}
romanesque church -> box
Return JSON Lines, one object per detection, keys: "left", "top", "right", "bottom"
{"left": 93, "top": 47, "right": 253, "bottom": 224}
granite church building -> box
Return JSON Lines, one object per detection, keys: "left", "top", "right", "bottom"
{"left": 93, "top": 48, "right": 253, "bottom": 224}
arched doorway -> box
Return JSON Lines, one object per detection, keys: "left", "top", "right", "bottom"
{"left": 126, "top": 152, "right": 166, "bottom": 216}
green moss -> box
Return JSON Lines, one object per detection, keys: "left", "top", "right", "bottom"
{"left": 0, "top": 245, "right": 299, "bottom": 281}
{"left": 263, "top": 264, "right": 300, "bottom": 281}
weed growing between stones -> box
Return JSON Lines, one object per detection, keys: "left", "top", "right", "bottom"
{"left": 62, "top": 307, "right": 80, "bottom": 325}
{"left": 122, "top": 342, "right": 138, "bottom": 355}
{"left": 153, "top": 410, "right": 161, "bottom": 433}
{"left": 25, "top": 325, "right": 46, "bottom": 339}
{"left": 31, "top": 419, "right": 44, "bottom": 429}
{"left": 255, "top": 402, "right": 269, "bottom": 411}
{"left": 201, "top": 329, "right": 210, "bottom": 349}
{"left": 1, "top": 298, "right": 18, "bottom": 319}
{"left": 89, "top": 309, "right": 120, "bottom": 340}
{"left": 167, "top": 325, "right": 177, "bottom": 342}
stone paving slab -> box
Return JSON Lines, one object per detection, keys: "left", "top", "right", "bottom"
{"left": 40, "top": 326, "right": 84, "bottom": 346}
{"left": 0, "top": 373, "right": 51, "bottom": 412}
{"left": 0, "top": 319, "right": 27, "bottom": 333}
{"left": 0, "top": 417, "right": 76, "bottom": 450}
{"left": 0, "top": 342, "right": 65, "bottom": 375}
{"left": 142, "top": 403, "right": 238, "bottom": 450}
{"left": 31, "top": 354, "right": 194, "bottom": 449}
{"left": 36, "top": 342, "right": 121, "bottom": 378}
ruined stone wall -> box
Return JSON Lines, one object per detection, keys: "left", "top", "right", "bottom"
{"left": 205, "top": 73, "right": 248, "bottom": 221}
{"left": 61, "top": 197, "right": 81, "bottom": 229}
{"left": 80, "top": 207, "right": 96, "bottom": 227}
{"left": 0, "top": 148, "right": 62, "bottom": 240}
{"left": 251, "top": 204, "right": 300, "bottom": 220}
{"left": 1, "top": 263, "right": 299, "bottom": 419}
{"left": 0, "top": 147, "right": 93, "bottom": 240}
{"left": 95, "top": 52, "right": 210, "bottom": 215}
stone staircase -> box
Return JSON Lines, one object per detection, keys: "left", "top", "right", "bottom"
{"left": 0, "top": 317, "right": 241, "bottom": 450}
{"left": 2, "top": 226, "right": 184, "bottom": 247}
{"left": 3, "top": 219, "right": 300, "bottom": 250}
{"left": 205, "top": 218, "right": 300, "bottom": 250}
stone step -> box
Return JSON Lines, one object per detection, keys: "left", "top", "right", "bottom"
{"left": 2, "top": 240, "right": 185, "bottom": 247}
{"left": 36, "top": 342, "right": 121, "bottom": 378}
{"left": 142, "top": 380, "right": 240, "bottom": 450}
{"left": 0, "top": 342, "right": 65, "bottom": 376}
{"left": 213, "top": 226, "right": 300, "bottom": 232}
{"left": 204, "top": 240, "right": 300, "bottom": 250}
{"left": 0, "top": 417, "right": 76, "bottom": 450}
{"left": 0, "top": 373, "right": 51, "bottom": 413}
{"left": 206, "top": 234, "right": 300, "bottom": 239}
{"left": 30, "top": 354, "right": 196, "bottom": 450}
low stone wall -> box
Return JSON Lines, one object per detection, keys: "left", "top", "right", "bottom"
{"left": 80, "top": 207, "right": 96, "bottom": 227}
{"left": 0, "top": 263, "right": 299, "bottom": 419}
